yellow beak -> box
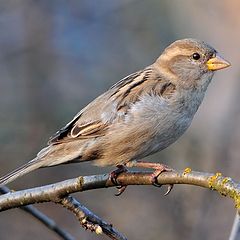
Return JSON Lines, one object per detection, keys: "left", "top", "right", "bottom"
{"left": 206, "top": 54, "right": 231, "bottom": 71}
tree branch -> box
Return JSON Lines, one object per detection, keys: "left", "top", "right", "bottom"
{"left": 0, "top": 169, "right": 239, "bottom": 211}
{"left": 229, "top": 212, "right": 240, "bottom": 240}
{"left": 58, "top": 196, "right": 127, "bottom": 240}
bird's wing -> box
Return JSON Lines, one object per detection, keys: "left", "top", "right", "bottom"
{"left": 48, "top": 106, "right": 109, "bottom": 144}
{"left": 48, "top": 66, "right": 174, "bottom": 144}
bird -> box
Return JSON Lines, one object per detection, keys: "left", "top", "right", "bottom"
{"left": 0, "top": 38, "right": 230, "bottom": 188}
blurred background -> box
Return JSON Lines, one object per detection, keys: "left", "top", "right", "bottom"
{"left": 0, "top": 0, "right": 239, "bottom": 239}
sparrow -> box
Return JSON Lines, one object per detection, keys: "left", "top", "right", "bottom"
{"left": 0, "top": 38, "right": 230, "bottom": 188}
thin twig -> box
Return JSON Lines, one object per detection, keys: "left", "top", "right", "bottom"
{"left": 58, "top": 196, "right": 127, "bottom": 240}
{"left": 0, "top": 186, "right": 75, "bottom": 240}
{"left": 229, "top": 212, "right": 240, "bottom": 240}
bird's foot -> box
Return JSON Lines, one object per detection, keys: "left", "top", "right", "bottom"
{"left": 110, "top": 165, "right": 128, "bottom": 185}
{"left": 109, "top": 165, "right": 128, "bottom": 196}
{"left": 126, "top": 161, "right": 174, "bottom": 195}
{"left": 115, "top": 185, "right": 127, "bottom": 196}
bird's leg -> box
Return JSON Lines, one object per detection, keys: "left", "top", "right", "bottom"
{"left": 126, "top": 160, "right": 173, "bottom": 195}
{"left": 109, "top": 165, "right": 128, "bottom": 196}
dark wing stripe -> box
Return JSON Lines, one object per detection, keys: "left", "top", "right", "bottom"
{"left": 115, "top": 68, "right": 153, "bottom": 110}
{"left": 48, "top": 114, "right": 82, "bottom": 144}
{"left": 122, "top": 71, "right": 150, "bottom": 96}
{"left": 110, "top": 70, "right": 143, "bottom": 96}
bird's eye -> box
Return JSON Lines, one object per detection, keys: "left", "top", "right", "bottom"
{"left": 192, "top": 52, "right": 201, "bottom": 60}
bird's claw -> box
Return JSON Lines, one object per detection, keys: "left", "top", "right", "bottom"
{"left": 115, "top": 185, "right": 127, "bottom": 196}
{"left": 152, "top": 175, "right": 162, "bottom": 187}
{"left": 164, "top": 184, "right": 174, "bottom": 196}
{"left": 109, "top": 165, "right": 128, "bottom": 196}
{"left": 110, "top": 165, "right": 127, "bottom": 185}
{"left": 152, "top": 177, "right": 174, "bottom": 196}
{"left": 150, "top": 165, "right": 174, "bottom": 196}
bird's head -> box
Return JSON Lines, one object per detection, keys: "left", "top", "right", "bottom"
{"left": 155, "top": 38, "right": 231, "bottom": 89}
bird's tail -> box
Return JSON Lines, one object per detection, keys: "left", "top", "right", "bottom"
{"left": 0, "top": 158, "right": 45, "bottom": 186}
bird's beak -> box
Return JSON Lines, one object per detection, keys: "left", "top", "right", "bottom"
{"left": 206, "top": 54, "right": 231, "bottom": 71}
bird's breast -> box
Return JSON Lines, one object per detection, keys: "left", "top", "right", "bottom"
{"left": 127, "top": 92, "right": 202, "bottom": 155}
